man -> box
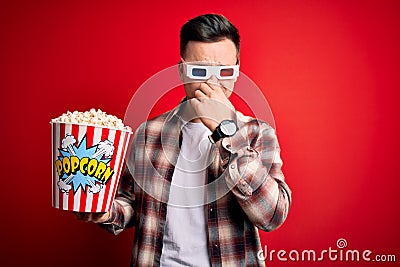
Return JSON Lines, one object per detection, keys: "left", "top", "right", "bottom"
{"left": 77, "top": 14, "right": 292, "bottom": 267}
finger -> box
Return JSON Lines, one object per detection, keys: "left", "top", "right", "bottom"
{"left": 205, "top": 80, "right": 223, "bottom": 91}
{"left": 198, "top": 83, "right": 213, "bottom": 96}
{"left": 194, "top": 89, "right": 207, "bottom": 100}
{"left": 92, "top": 212, "right": 107, "bottom": 221}
{"left": 85, "top": 213, "right": 97, "bottom": 222}
{"left": 74, "top": 212, "right": 85, "bottom": 220}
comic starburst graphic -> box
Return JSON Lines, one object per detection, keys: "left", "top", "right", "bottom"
{"left": 57, "top": 135, "right": 112, "bottom": 193}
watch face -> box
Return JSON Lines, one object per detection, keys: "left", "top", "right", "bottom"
{"left": 220, "top": 120, "right": 238, "bottom": 136}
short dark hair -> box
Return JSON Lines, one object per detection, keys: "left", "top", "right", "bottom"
{"left": 180, "top": 14, "right": 240, "bottom": 59}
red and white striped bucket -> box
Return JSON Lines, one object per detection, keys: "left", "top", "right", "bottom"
{"left": 51, "top": 122, "right": 132, "bottom": 212}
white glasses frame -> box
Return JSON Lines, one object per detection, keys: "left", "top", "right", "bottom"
{"left": 184, "top": 63, "right": 240, "bottom": 80}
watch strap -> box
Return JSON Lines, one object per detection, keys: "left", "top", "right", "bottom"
{"left": 209, "top": 126, "right": 223, "bottom": 143}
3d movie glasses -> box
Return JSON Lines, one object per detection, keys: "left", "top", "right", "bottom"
{"left": 185, "top": 64, "right": 240, "bottom": 80}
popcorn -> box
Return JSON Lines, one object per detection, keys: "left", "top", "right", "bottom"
{"left": 52, "top": 108, "right": 131, "bottom": 131}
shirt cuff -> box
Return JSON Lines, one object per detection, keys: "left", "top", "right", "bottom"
{"left": 220, "top": 133, "right": 262, "bottom": 196}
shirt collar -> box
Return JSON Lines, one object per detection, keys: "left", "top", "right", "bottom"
{"left": 166, "top": 97, "right": 188, "bottom": 123}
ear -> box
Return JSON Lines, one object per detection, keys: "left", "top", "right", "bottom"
{"left": 233, "top": 58, "right": 240, "bottom": 83}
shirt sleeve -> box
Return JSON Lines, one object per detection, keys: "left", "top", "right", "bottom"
{"left": 219, "top": 119, "right": 292, "bottom": 232}
{"left": 99, "top": 167, "right": 136, "bottom": 235}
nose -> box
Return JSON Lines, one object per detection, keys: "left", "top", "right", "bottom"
{"left": 206, "top": 75, "right": 221, "bottom": 86}
{"left": 207, "top": 75, "right": 234, "bottom": 92}
{"left": 208, "top": 74, "right": 218, "bottom": 82}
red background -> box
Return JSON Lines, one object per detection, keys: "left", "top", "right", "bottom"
{"left": 1, "top": 0, "right": 399, "bottom": 266}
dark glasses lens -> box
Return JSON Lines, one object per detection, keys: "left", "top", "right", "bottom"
{"left": 191, "top": 68, "right": 207, "bottom": 77}
{"left": 220, "top": 68, "right": 234, "bottom": 77}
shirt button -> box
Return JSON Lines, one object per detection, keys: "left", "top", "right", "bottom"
{"left": 214, "top": 244, "right": 219, "bottom": 248}
{"left": 210, "top": 208, "right": 213, "bottom": 212}
{"left": 230, "top": 164, "right": 235, "bottom": 169}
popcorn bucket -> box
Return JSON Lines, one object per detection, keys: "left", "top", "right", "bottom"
{"left": 51, "top": 122, "right": 132, "bottom": 212}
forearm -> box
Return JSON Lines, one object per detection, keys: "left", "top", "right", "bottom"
{"left": 230, "top": 162, "right": 291, "bottom": 231}
{"left": 218, "top": 119, "right": 292, "bottom": 231}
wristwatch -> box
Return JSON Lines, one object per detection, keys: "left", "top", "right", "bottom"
{"left": 208, "top": 119, "right": 238, "bottom": 144}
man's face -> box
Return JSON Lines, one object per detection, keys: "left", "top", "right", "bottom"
{"left": 180, "top": 39, "right": 238, "bottom": 99}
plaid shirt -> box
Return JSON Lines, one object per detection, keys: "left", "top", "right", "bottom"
{"left": 101, "top": 103, "right": 292, "bottom": 267}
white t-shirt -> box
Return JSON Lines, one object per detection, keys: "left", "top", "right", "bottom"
{"left": 160, "top": 121, "right": 212, "bottom": 267}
